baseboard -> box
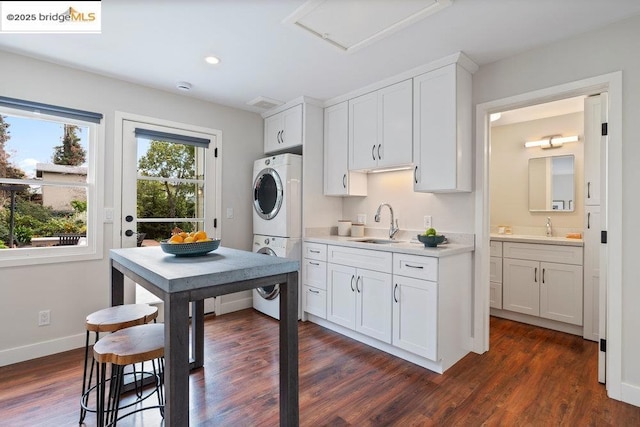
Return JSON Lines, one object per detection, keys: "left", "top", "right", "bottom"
{"left": 490, "top": 308, "right": 583, "bottom": 336}
{"left": 0, "top": 333, "right": 85, "bottom": 367}
{"left": 215, "top": 294, "right": 253, "bottom": 315}
{"left": 621, "top": 382, "right": 640, "bottom": 408}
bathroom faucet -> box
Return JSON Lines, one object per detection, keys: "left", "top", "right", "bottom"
{"left": 375, "top": 203, "right": 400, "bottom": 239}
{"left": 546, "top": 217, "right": 553, "bottom": 237}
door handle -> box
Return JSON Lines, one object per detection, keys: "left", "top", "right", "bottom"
{"left": 309, "top": 262, "right": 320, "bottom": 266}
{"left": 342, "top": 174, "right": 347, "bottom": 189}
{"left": 356, "top": 276, "right": 361, "bottom": 293}
{"left": 534, "top": 267, "right": 538, "bottom": 283}
{"left": 414, "top": 166, "right": 418, "bottom": 184}
{"left": 405, "top": 263, "right": 424, "bottom": 269}
{"left": 125, "top": 230, "right": 134, "bottom": 237}
{"left": 371, "top": 145, "right": 376, "bottom": 161}
{"left": 587, "top": 212, "right": 591, "bottom": 229}
{"left": 309, "top": 289, "right": 320, "bottom": 294}
{"left": 280, "top": 130, "right": 284, "bottom": 143}
{"left": 394, "top": 284, "right": 398, "bottom": 303}
{"left": 542, "top": 268, "right": 545, "bottom": 284}
{"left": 377, "top": 144, "right": 382, "bottom": 160}
{"left": 125, "top": 215, "right": 134, "bottom": 222}
{"left": 587, "top": 182, "right": 591, "bottom": 198}
{"left": 350, "top": 275, "right": 355, "bottom": 292}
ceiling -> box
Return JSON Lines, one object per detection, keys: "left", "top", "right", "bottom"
{"left": 1, "top": 0, "right": 640, "bottom": 114}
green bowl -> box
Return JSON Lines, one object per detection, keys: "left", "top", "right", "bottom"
{"left": 417, "top": 234, "right": 445, "bottom": 248}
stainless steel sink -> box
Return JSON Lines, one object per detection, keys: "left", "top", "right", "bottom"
{"left": 352, "top": 238, "right": 404, "bottom": 244}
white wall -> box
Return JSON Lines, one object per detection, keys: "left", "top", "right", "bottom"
{"left": 490, "top": 112, "right": 584, "bottom": 235}
{"left": 474, "top": 14, "right": 640, "bottom": 401}
{"left": 0, "top": 50, "right": 263, "bottom": 365}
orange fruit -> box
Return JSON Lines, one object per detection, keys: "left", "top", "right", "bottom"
{"left": 194, "top": 230, "right": 207, "bottom": 241}
{"left": 169, "top": 234, "right": 183, "bottom": 244}
{"left": 183, "top": 236, "right": 195, "bottom": 243}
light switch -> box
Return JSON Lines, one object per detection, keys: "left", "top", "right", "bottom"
{"left": 104, "top": 208, "right": 114, "bottom": 223}
{"left": 424, "top": 215, "right": 432, "bottom": 229}
{"left": 226, "top": 208, "right": 234, "bottom": 219}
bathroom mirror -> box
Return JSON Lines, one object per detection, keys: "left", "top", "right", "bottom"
{"left": 528, "top": 155, "right": 575, "bottom": 212}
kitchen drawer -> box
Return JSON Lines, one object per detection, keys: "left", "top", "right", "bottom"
{"left": 328, "top": 245, "right": 392, "bottom": 273}
{"left": 503, "top": 242, "right": 583, "bottom": 266}
{"left": 392, "top": 253, "right": 438, "bottom": 282}
{"left": 303, "top": 285, "right": 326, "bottom": 319}
{"left": 490, "top": 240, "right": 503, "bottom": 257}
{"left": 490, "top": 256, "right": 502, "bottom": 283}
{"left": 303, "top": 259, "right": 327, "bottom": 290}
{"left": 304, "top": 242, "right": 327, "bottom": 261}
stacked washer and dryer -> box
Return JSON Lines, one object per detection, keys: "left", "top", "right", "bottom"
{"left": 252, "top": 153, "right": 302, "bottom": 319}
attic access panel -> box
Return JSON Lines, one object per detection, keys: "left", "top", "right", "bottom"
{"left": 284, "top": 0, "right": 452, "bottom": 53}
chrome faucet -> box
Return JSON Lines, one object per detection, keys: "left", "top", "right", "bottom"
{"left": 375, "top": 203, "right": 400, "bottom": 239}
{"left": 546, "top": 217, "right": 553, "bottom": 237}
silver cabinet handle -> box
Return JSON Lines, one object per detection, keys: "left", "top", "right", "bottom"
{"left": 534, "top": 267, "right": 538, "bottom": 283}
{"left": 310, "top": 249, "right": 320, "bottom": 253}
{"left": 405, "top": 263, "right": 423, "bottom": 269}
{"left": 377, "top": 144, "right": 382, "bottom": 160}
{"left": 309, "top": 262, "right": 320, "bottom": 266}
{"left": 371, "top": 145, "right": 376, "bottom": 160}
{"left": 356, "top": 276, "right": 362, "bottom": 293}
{"left": 342, "top": 173, "right": 347, "bottom": 189}
{"left": 587, "top": 212, "right": 591, "bottom": 229}
{"left": 394, "top": 283, "right": 399, "bottom": 303}
{"left": 414, "top": 166, "right": 418, "bottom": 184}
{"left": 309, "top": 289, "right": 320, "bottom": 294}
{"left": 350, "top": 275, "right": 355, "bottom": 292}
{"left": 542, "top": 268, "right": 545, "bottom": 284}
{"left": 587, "top": 182, "right": 591, "bottom": 198}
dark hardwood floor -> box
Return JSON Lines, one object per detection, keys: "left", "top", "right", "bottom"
{"left": 1, "top": 309, "right": 639, "bottom": 426}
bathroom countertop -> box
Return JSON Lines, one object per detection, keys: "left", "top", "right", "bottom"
{"left": 490, "top": 233, "right": 583, "bottom": 247}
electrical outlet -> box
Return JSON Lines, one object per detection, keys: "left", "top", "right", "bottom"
{"left": 226, "top": 207, "right": 234, "bottom": 219}
{"left": 357, "top": 213, "right": 366, "bottom": 224}
{"left": 38, "top": 310, "right": 50, "bottom": 326}
{"left": 424, "top": 215, "right": 432, "bottom": 229}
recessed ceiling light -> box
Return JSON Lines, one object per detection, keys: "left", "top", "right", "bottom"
{"left": 205, "top": 56, "right": 220, "bottom": 65}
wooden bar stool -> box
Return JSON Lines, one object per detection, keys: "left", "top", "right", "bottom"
{"left": 93, "top": 323, "right": 165, "bottom": 427}
{"left": 79, "top": 304, "right": 158, "bottom": 424}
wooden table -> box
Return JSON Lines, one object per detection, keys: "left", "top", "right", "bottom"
{"left": 110, "top": 246, "right": 299, "bottom": 426}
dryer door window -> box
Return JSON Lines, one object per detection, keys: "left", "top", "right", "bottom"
{"left": 253, "top": 168, "right": 283, "bottom": 220}
{"left": 256, "top": 246, "right": 280, "bottom": 300}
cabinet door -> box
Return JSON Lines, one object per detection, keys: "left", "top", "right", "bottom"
{"left": 281, "top": 104, "right": 303, "bottom": 150}
{"left": 583, "top": 205, "right": 601, "bottom": 340}
{"left": 355, "top": 269, "right": 392, "bottom": 343}
{"left": 490, "top": 282, "right": 503, "bottom": 309}
{"left": 413, "top": 64, "right": 471, "bottom": 192}
{"left": 584, "top": 95, "right": 604, "bottom": 206}
{"left": 327, "top": 263, "right": 356, "bottom": 329}
{"left": 264, "top": 113, "right": 283, "bottom": 153}
{"left": 392, "top": 275, "right": 437, "bottom": 361}
{"left": 540, "top": 262, "right": 583, "bottom": 326}
{"left": 324, "top": 102, "right": 367, "bottom": 196}
{"left": 503, "top": 258, "right": 539, "bottom": 316}
{"left": 378, "top": 80, "right": 413, "bottom": 168}
{"left": 303, "top": 259, "right": 327, "bottom": 290}
{"left": 303, "top": 285, "right": 326, "bottom": 319}
{"left": 349, "top": 91, "right": 378, "bottom": 170}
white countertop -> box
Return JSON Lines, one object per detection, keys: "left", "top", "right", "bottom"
{"left": 490, "top": 233, "right": 583, "bottom": 247}
{"left": 304, "top": 235, "right": 474, "bottom": 257}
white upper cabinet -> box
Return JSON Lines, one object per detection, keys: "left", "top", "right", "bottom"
{"left": 324, "top": 101, "right": 367, "bottom": 196}
{"left": 349, "top": 80, "right": 412, "bottom": 171}
{"left": 264, "top": 103, "right": 303, "bottom": 153}
{"left": 413, "top": 63, "right": 472, "bottom": 192}
{"left": 584, "top": 94, "right": 607, "bottom": 206}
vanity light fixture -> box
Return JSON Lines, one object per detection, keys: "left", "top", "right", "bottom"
{"left": 524, "top": 135, "right": 579, "bottom": 149}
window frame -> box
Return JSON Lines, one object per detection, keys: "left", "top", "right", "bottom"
{"left": 0, "top": 105, "right": 104, "bottom": 267}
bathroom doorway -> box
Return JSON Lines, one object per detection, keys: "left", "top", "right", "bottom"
{"left": 474, "top": 72, "right": 621, "bottom": 396}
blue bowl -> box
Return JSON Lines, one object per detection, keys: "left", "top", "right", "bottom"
{"left": 160, "top": 239, "right": 221, "bottom": 257}
{"left": 417, "top": 234, "right": 445, "bottom": 248}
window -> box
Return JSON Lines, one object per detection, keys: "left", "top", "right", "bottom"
{"left": 0, "top": 97, "right": 103, "bottom": 266}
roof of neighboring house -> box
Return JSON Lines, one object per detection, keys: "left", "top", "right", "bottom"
{"left": 36, "top": 163, "right": 87, "bottom": 177}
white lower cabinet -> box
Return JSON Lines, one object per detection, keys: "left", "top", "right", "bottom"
{"left": 305, "top": 240, "right": 471, "bottom": 373}
{"left": 302, "top": 242, "right": 327, "bottom": 319}
{"left": 392, "top": 275, "right": 437, "bottom": 361}
{"left": 327, "top": 250, "right": 392, "bottom": 343}
{"left": 502, "top": 242, "right": 583, "bottom": 326}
